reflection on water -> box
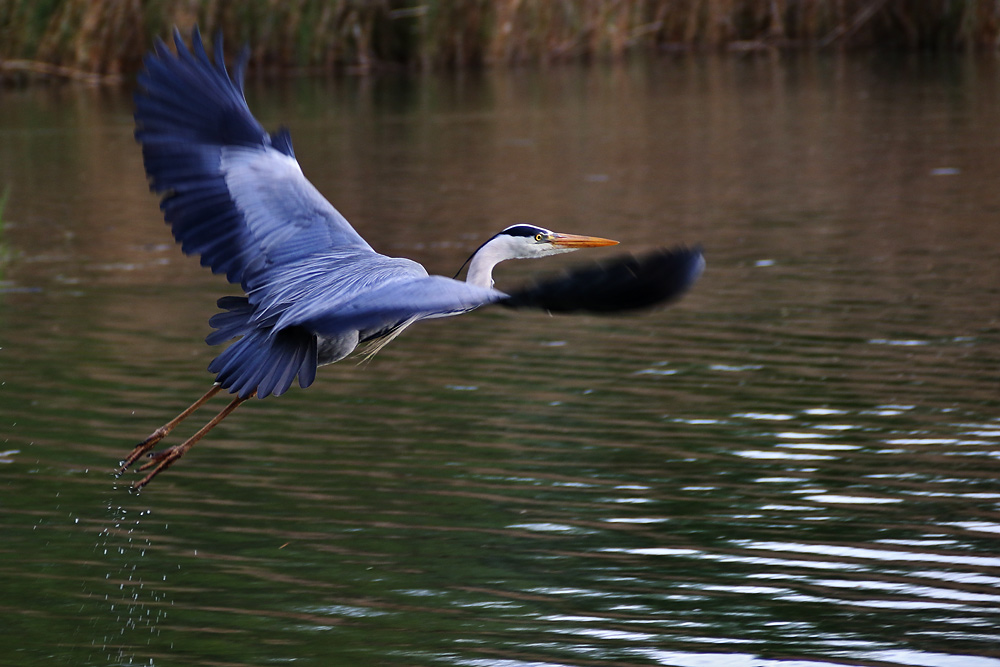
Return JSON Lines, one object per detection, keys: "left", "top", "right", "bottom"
{"left": 1, "top": 54, "right": 999, "bottom": 666}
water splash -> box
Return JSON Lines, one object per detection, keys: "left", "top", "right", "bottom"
{"left": 91, "top": 498, "right": 169, "bottom": 666}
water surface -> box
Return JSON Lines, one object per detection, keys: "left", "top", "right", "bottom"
{"left": 1, "top": 54, "right": 998, "bottom": 666}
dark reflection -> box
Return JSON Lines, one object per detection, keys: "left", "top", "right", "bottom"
{"left": 1, "top": 54, "right": 999, "bottom": 666}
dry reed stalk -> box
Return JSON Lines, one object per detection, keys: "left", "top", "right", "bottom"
{"left": 2, "top": 0, "right": 1000, "bottom": 82}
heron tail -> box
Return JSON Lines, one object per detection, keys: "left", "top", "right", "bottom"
{"left": 206, "top": 296, "right": 318, "bottom": 399}
{"left": 206, "top": 295, "right": 256, "bottom": 345}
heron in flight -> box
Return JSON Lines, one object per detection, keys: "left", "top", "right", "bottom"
{"left": 119, "top": 29, "right": 704, "bottom": 489}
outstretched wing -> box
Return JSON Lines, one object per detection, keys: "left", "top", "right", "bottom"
{"left": 272, "top": 246, "right": 704, "bottom": 343}
{"left": 501, "top": 246, "right": 705, "bottom": 313}
{"left": 284, "top": 276, "right": 508, "bottom": 338}
{"left": 134, "top": 28, "right": 373, "bottom": 287}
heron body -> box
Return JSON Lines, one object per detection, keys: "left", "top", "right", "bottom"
{"left": 120, "top": 28, "right": 704, "bottom": 489}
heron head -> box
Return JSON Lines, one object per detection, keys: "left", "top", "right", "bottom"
{"left": 493, "top": 224, "right": 618, "bottom": 259}
{"left": 459, "top": 224, "right": 618, "bottom": 288}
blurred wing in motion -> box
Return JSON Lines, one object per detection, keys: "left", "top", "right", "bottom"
{"left": 501, "top": 246, "right": 704, "bottom": 314}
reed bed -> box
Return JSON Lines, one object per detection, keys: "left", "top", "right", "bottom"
{"left": 1, "top": 0, "right": 998, "bottom": 82}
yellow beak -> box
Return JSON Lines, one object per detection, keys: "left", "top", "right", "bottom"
{"left": 547, "top": 233, "right": 619, "bottom": 248}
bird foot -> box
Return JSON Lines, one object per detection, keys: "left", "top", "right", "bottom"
{"left": 132, "top": 445, "right": 187, "bottom": 489}
{"left": 118, "top": 427, "right": 169, "bottom": 475}
{"left": 118, "top": 388, "right": 247, "bottom": 490}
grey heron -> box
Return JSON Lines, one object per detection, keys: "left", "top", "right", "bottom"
{"left": 119, "top": 29, "right": 704, "bottom": 489}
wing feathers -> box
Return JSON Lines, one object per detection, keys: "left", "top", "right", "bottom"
{"left": 135, "top": 27, "right": 372, "bottom": 288}
{"left": 501, "top": 246, "right": 704, "bottom": 314}
{"left": 293, "top": 276, "right": 507, "bottom": 338}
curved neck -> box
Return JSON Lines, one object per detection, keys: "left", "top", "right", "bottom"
{"left": 464, "top": 241, "right": 507, "bottom": 288}
{"left": 459, "top": 232, "right": 555, "bottom": 288}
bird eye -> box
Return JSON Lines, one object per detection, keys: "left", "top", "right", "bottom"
{"left": 534, "top": 233, "right": 544, "bottom": 241}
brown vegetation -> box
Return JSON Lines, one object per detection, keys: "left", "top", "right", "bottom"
{"left": 1, "top": 0, "right": 998, "bottom": 83}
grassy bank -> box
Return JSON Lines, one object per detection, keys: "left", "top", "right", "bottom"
{"left": 1, "top": 0, "right": 998, "bottom": 81}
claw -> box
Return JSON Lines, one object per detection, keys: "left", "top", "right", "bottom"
{"left": 137, "top": 447, "right": 176, "bottom": 471}
{"left": 118, "top": 427, "right": 169, "bottom": 474}
{"left": 134, "top": 448, "right": 185, "bottom": 489}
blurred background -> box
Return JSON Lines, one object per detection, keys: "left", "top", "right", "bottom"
{"left": 3, "top": 0, "right": 1000, "bottom": 80}
{"left": 1, "top": 2, "right": 999, "bottom": 667}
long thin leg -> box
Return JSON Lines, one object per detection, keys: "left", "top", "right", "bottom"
{"left": 119, "top": 384, "right": 223, "bottom": 473}
{"left": 132, "top": 391, "right": 254, "bottom": 490}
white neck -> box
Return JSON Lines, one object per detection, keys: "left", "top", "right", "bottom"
{"left": 465, "top": 234, "right": 546, "bottom": 288}
{"left": 465, "top": 241, "right": 507, "bottom": 288}
{"left": 461, "top": 230, "right": 572, "bottom": 288}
